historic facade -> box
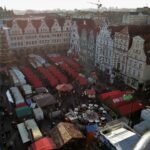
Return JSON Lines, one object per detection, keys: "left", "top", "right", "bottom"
{"left": 113, "top": 25, "right": 150, "bottom": 83}
{"left": 75, "top": 19, "right": 97, "bottom": 65}
{"left": 126, "top": 35, "right": 150, "bottom": 89}
{"left": 94, "top": 24, "right": 150, "bottom": 89}
{"left": 4, "top": 17, "right": 72, "bottom": 54}
{"left": 69, "top": 21, "right": 80, "bottom": 55}
{"left": 87, "top": 30, "right": 95, "bottom": 65}
{"left": 113, "top": 26, "right": 130, "bottom": 79}
{"left": 95, "top": 23, "right": 113, "bottom": 74}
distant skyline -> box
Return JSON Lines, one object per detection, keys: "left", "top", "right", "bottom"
{"left": 1, "top": 0, "right": 150, "bottom": 10}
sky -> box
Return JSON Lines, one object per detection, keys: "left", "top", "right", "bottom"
{"left": 1, "top": 0, "right": 150, "bottom": 10}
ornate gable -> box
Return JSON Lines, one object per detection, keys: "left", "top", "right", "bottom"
{"left": 10, "top": 19, "right": 22, "bottom": 35}
{"left": 128, "top": 36, "right": 146, "bottom": 61}
{"left": 51, "top": 19, "right": 61, "bottom": 32}
{"left": 24, "top": 19, "right": 36, "bottom": 34}
{"left": 69, "top": 21, "right": 80, "bottom": 54}
{"left": 38, "top": 19, "right": 49, "bottom": 33}
{"left": 63, "top": 18, "right": 72, "bottom": 31}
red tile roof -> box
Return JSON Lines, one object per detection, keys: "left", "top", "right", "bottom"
{"left": 4, "top": 20, "right": 28, "bottom": 31}
{"left": 120, "top": 25, "right": 150, "bottom": 36}
{"left": 109, "top": 25, "right": 125, "bottom": 36}
{"left": 31, "top": 20, "right": 41, "bottom": 31}
{"left": 4, "top": 18, "right": 67, "bottom": 31}
{"left": 45, "top": 19, "right": 54, "bottom": 29}
{"left": 73, "top": 18, "right": 98, "bottom": 37}
{"left": 58, "top": 18, "right": 65, "bottom": 27}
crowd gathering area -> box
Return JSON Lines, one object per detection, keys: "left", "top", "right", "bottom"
{"left": 0, "top": 53, "right": 150, "bottom": 150}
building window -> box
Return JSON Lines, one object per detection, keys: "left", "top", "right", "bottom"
{"left": 139, "top": 63, "right": 142, "bottom": 69}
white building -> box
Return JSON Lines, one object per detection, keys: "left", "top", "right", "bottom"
{"left": 95, "top": 23, "right": 114, "bottom": 74}
{"left": 113, "top": 26, "right": 130, "bottom": 78}
{"left": 74, "top": 19, "right": 97, "bottom": 65}
{"left": 126, "top": 35, "right": 150, "bottom": 89}
{"left": 69, "top": 21, "right": 80, "bottom": 55}
{"left": 4, "top": 17, "right": 72, "bottom": 53}
{"left": 113, "top": 25, "right": 150, "bottom": 84}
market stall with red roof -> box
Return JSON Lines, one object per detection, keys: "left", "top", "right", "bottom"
{"left": 21, "top": 67, "right": 43, "bottom": 88}
{"left": 37, "top": 67, "right": 58, "bottom": 87}
{"left": 31, "top": 137, "right": 57, "bottom": 150}
{"left": 99, "top": 90, "right": 127, "bottom": 101}
{"left": 76, "top": 75, "right": 88, "bottom": 86}
{"left": 59, "top": 63, "right": 78, "bottom": 78}
{"left": 117, "top": 101, "right": 144, "bottom": 116}
{"left": 47, "top": 65, "right": 68, "bottom": 83}
{"left": 102, "top": 93, "right": 133, "bottom": 109}
{"left": 63, "top": 57, "right": 80, "bottom": 70}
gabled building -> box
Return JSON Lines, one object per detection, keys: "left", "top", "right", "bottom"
{"left": 4, "top": 17, "right": 72, "bottom": 54}
{"left": 69, "top": 21, "right": 80, "bottom": 55}
{"left": 95, "top": 23, "right": 124, "bottom": 83}
{"left": 74, "top": 19, "right": 97, "bottom": 65}
{"left": 113, "top": 25, "right": 150, "bottom": 83}
{"left": 126, "top": 35, "right": 150, "bottom": 89}
{"left": 95, "top": 23, "right": 113, "bottom": 73}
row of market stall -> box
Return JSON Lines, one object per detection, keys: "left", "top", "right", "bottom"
{"left": 6, "top": 54, "right": 149, "bottom": 150}
{"left": 36, "top": 67, "right": 58, "bottom": 87}
{"left": 26, "top": 54, "right": 88, "bottom": 88}
{"left": 47, "top": 54, "right": 88, "bottom": 86}
{"left": 21, "top": 67, "right": 43, "bottom": 88}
